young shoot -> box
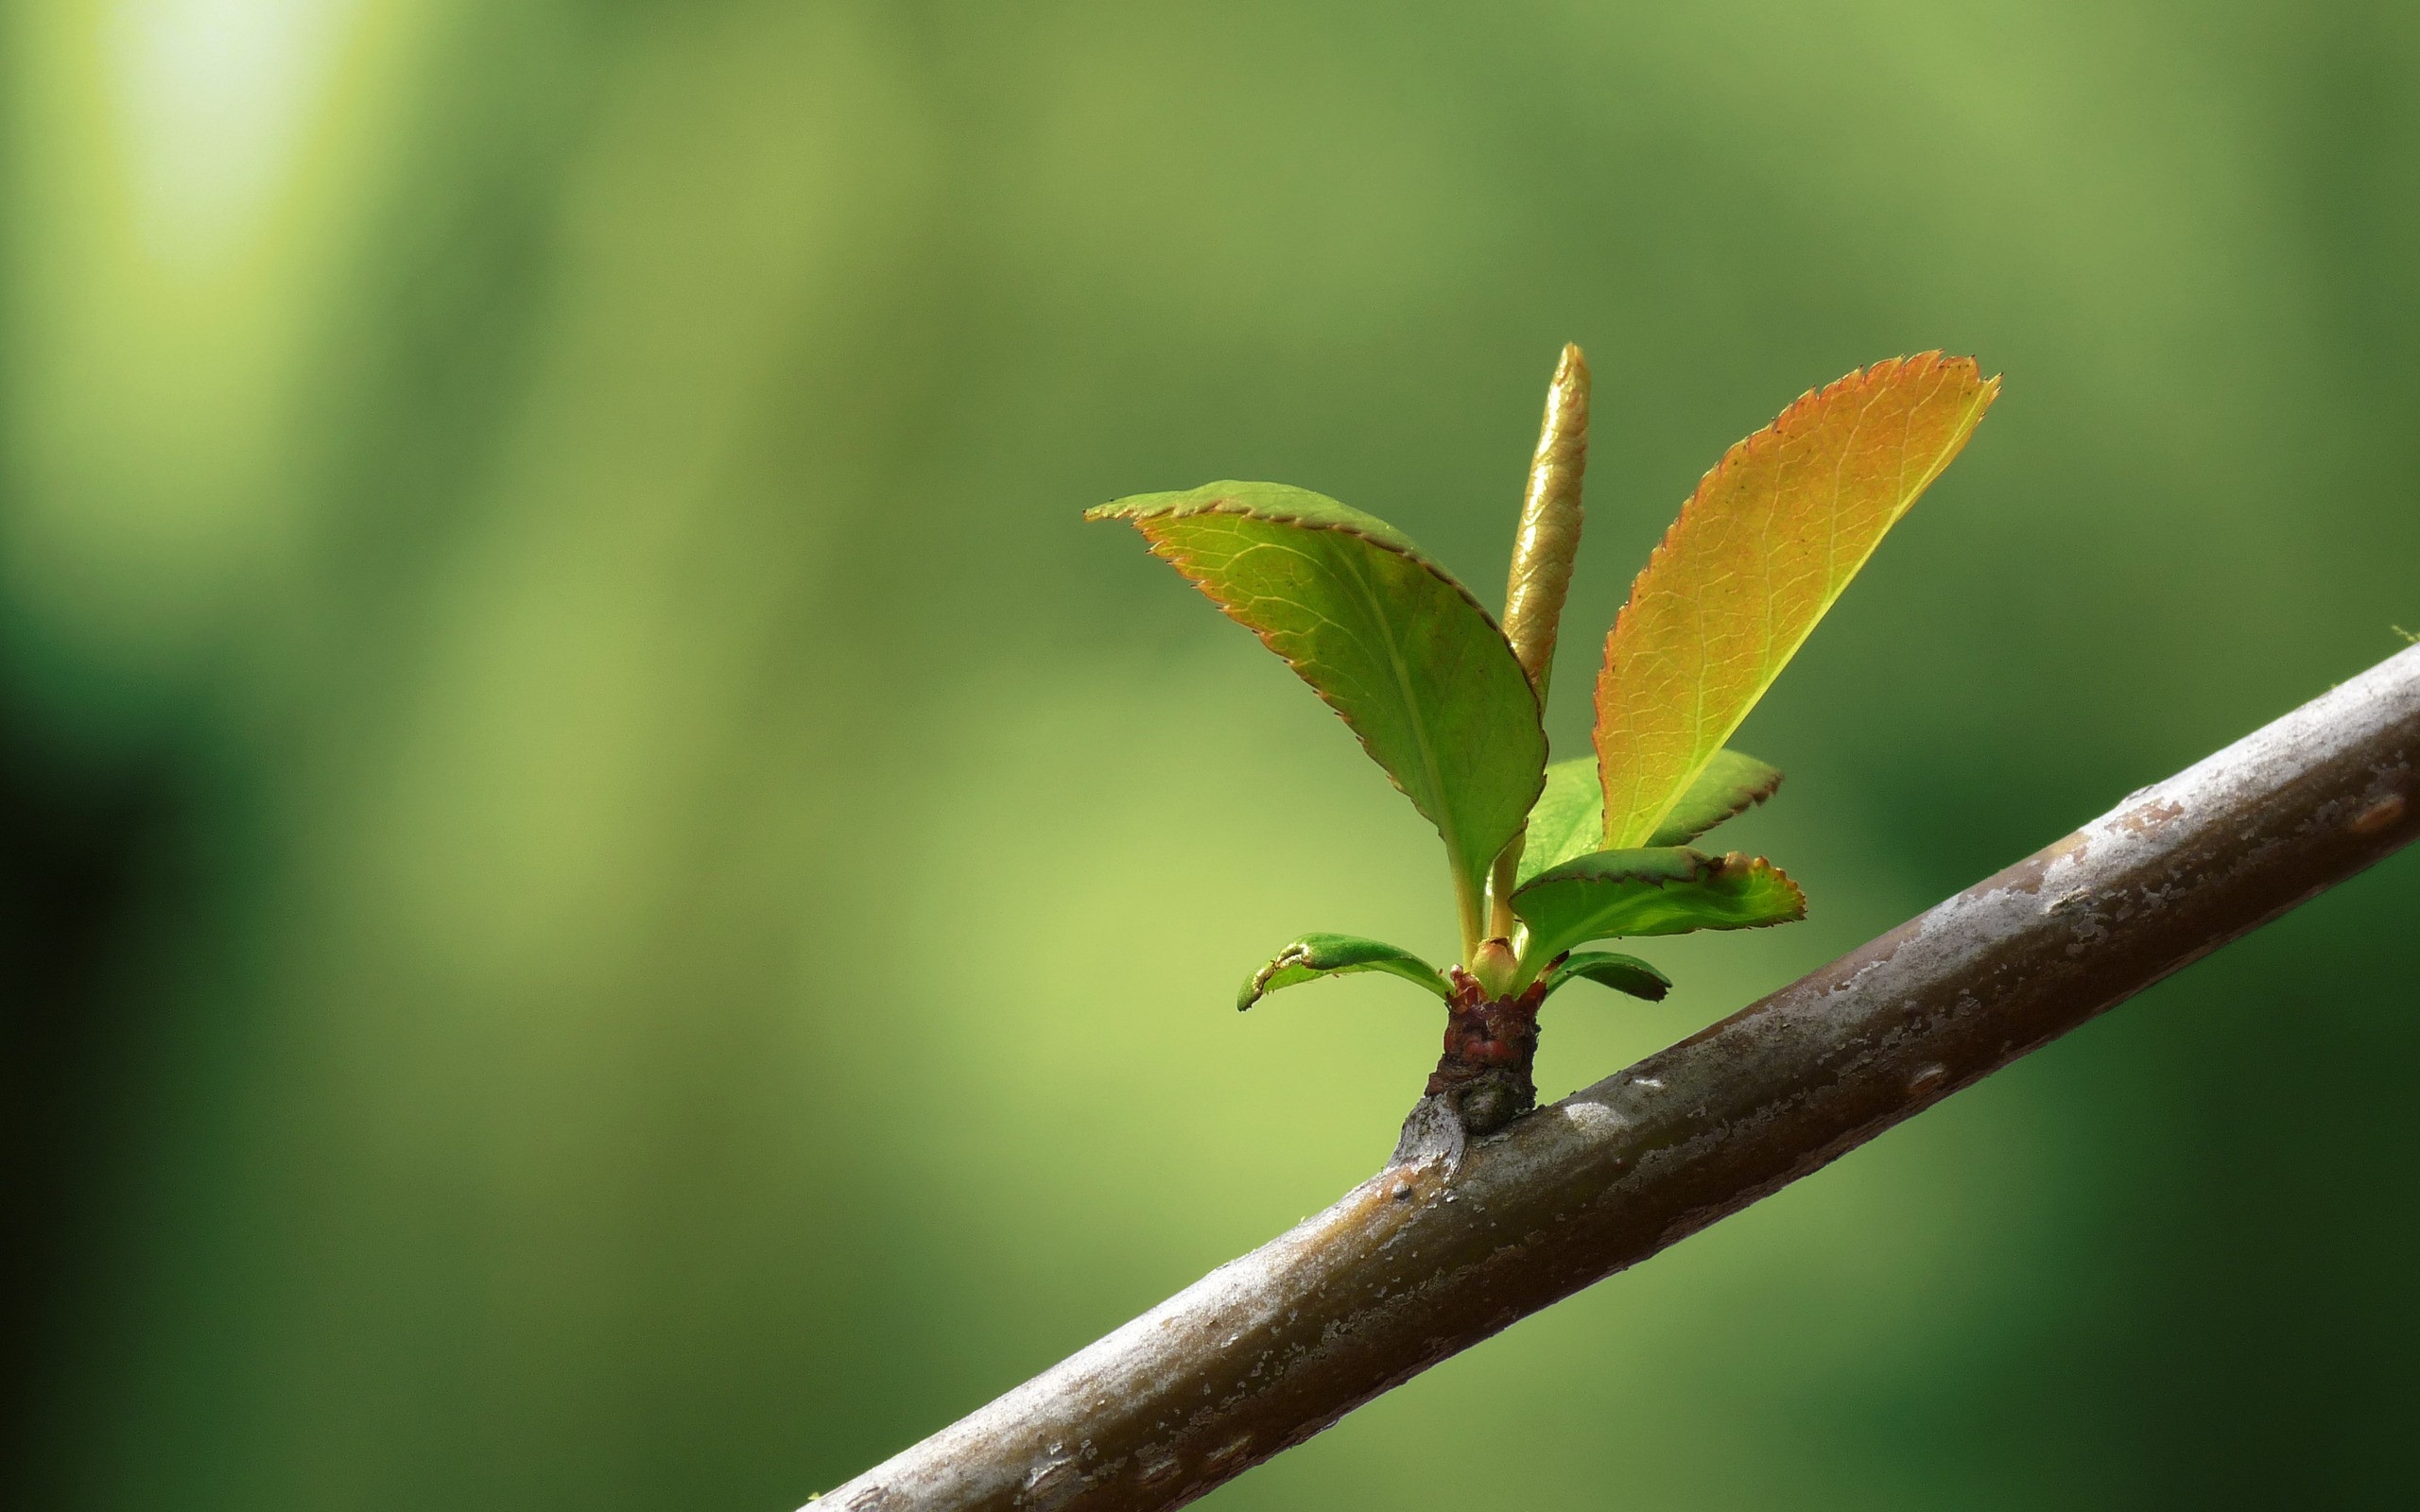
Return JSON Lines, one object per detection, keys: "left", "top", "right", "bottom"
{"left": 1089, "top": 349, "right": 1998, "bottom": 1133}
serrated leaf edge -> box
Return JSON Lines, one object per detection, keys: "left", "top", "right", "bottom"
{"left": 1096, "top": 491, "right": 1532, "bottom": 693}
{"left": 1647, "top": 755, "right": 1786, "bottom": 848}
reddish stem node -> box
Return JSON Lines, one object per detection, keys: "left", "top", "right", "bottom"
{"left": 1427, "top": 968, "right": 1553, "bottom": 1134}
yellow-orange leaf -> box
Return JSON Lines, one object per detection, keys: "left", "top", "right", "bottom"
{"left": 1596, "top": 353, "right": 1999, "bottom": 848}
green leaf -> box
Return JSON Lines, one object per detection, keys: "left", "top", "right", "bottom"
{"left": 1541, "top": 951, "right": 1671, "bottom": 1002}
{"left": 1511, "top": 847, "right": 1805, "bottom": 968}
{"left": 1090, "top": 482, "right": 1546, "bottom": 945}
{"left": 1237, "top": 934, "right": 1453, "bottom": 1012}
{"left": 1648, "top": 748, "right": 1784, "bottom": 847}
{"left": 1515, "top": 758, "right": 1608, "bottom": 885}
{"left": 1517, "top": 749, "right": 1783, "bottom": 885}
{"left": 1597, "top": 354, "right": 1998, "bottom": 849}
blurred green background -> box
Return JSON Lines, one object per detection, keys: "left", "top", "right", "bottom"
{"left": 5, "top": 1, "right": 2416, "bottom": 1507}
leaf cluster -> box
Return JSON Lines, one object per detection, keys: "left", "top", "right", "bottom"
{"left": 1091, "top": 352, "right": 1997, "bottom": 1018}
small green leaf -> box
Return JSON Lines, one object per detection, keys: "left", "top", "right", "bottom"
{"left": 1517, "top": 750, "right": 1782, "bottom": 885}
{"left": 1511, "top": 847, "right": 1805, "bottom": 968}
{"left": 1648, "top": 749, "right": 1783, "bottom": 847}
{"left": 1515, "top": 758, "right": 1607, "bottom": 885}
{"left": 1541, "top": 951, "right": 1672, "bottom": 1002}
{"left": 1237, "top": 934, "right": 1453, "bottom": 1012}
{"left": 1091, "top": 482, "right": 1546, "bottom": 948}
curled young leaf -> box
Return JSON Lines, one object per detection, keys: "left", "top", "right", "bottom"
{"left": 1237, "top": 934, "right": 1453, "bottom": 1012}
{"left": 1511, "top": 847, "right": 1805, "bottom": 970}
{"left": 1540, "top": 951, "right": 1672, "bottom": 1003}
{"left": 1598, "top": 353, "right": 1998, "bottom": 849}
{"left": 1518, "top": 749, "right": 1784, "bottom": 885}
{"left": 1500, "top": 342, "right": 1591, "bottom": 700}
{"left": 1090, "top": 482, "right": 1547, "bottom": 948}
{"left": 1483, "top": 344, "right": 1594, "bottom": 939}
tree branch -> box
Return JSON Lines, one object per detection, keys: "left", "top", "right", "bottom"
{"left": 813, "top": 644, "right": 2420, "bottom": 1512}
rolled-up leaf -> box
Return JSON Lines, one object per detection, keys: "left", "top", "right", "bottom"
{"left": 1500, "top": 343, "right": 1591, "bottom": 700}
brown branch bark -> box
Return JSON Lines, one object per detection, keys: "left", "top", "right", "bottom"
{"left": 812, "top": 644, "right": 2420, "bottom": 1512}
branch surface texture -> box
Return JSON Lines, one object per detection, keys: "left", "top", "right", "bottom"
{"left": 815, "top": 644, "right": 2420, "bottom": 1512}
